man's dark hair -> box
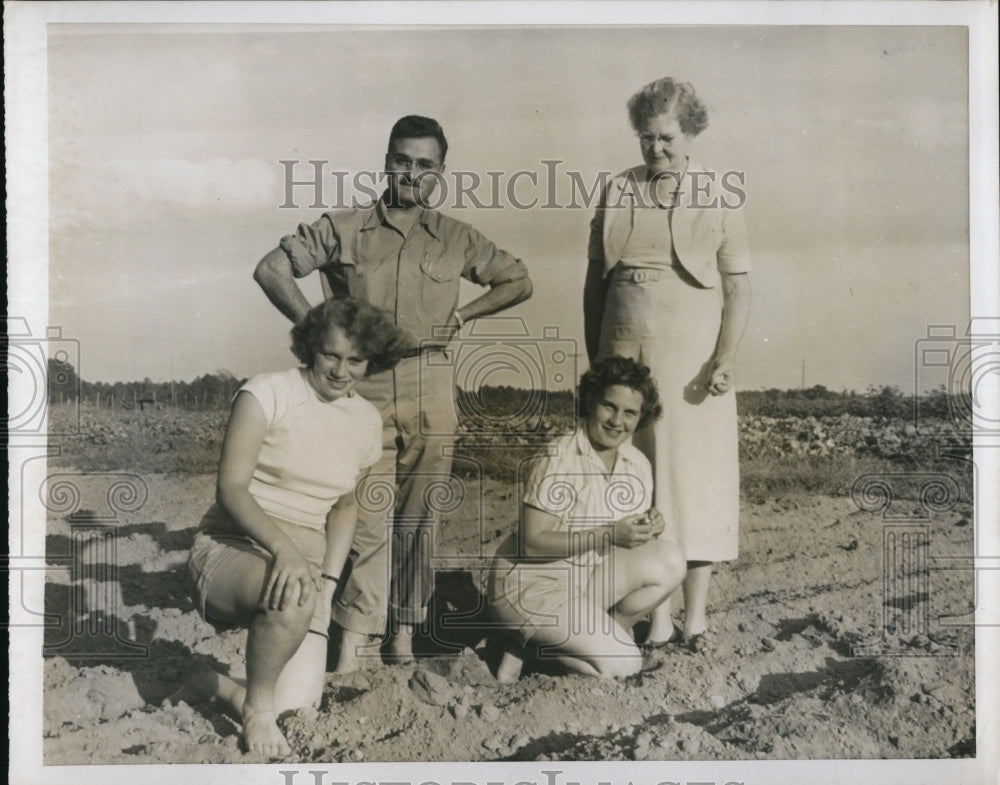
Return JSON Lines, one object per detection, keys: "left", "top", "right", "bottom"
{"left": 388, "top": 115, "right": 448, "bottom": 162}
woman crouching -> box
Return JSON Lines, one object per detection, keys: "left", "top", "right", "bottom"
{"left": 488, "top": 356, "right": 687, "bottom": 680}
{"left": 166, "top": 297, "right": 405, "bottom": 756}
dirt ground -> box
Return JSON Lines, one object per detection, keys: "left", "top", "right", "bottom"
{"left": 42, "top": 471, "right": 976, "bottom": 764}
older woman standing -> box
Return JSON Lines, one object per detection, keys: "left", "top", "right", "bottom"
{"left": 584, "top": 77, "right": 752, "bottom": 650}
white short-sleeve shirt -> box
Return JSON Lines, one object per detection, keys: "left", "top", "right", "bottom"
{"left": 225, "top": 368, "right": 382, "bottom": 531}
{"left": 521, "top": 428, "right": 654, "bottom": 569}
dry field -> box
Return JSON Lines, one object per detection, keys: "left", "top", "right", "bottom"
{"left": 40, "top": 403, "right": 976, "bottom": 763}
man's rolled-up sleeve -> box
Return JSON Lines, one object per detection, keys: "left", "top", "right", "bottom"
{"left": 278, "top": 214, "right": 340, "bottom": 278}
{"left": 461, "top": 226, "right": 529, "bottom": 286}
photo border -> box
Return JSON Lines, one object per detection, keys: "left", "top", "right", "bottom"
{"left": 6, "top": 2, "right": 998, "bottom": 784}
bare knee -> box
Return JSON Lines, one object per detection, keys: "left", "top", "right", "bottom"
{"left": 638, "top": 539, "right": 686, "bottom": 587}
{"left": 259, "top": 592, "right": 316, "bottom": 631}
{"left": 660, "top": 541, "right": 687, "bottom": 586}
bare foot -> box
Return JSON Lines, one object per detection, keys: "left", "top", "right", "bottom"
{"left": 496, "top": 650, "right": 523, "bottom": 684}
{"left": 334, "top": 629, "right": 368, "bottom": 674}
{"left": 162, "top": 666, "right": 220, "bottom": 707}
{"left": 242, "top": 705, "right": 291, "bottom": 757}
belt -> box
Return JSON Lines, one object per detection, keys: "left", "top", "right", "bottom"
{"left": 612, "top": 267, "right": 663, "bottom": 283}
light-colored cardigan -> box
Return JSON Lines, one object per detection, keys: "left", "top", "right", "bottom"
{"left": 588, "top": 162, "right": 752, "bottom": 288}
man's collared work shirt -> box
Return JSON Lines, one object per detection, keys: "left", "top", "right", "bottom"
{"left": 280, "top": 198, "right": 529, "bottom": 341}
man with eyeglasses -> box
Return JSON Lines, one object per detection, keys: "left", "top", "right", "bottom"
{"left": 254, "top": 115, "right": 533, "bottom": 670}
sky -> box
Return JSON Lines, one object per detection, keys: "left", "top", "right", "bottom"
{"left": 38, "top": 22, "right": 981, "bottom": 393}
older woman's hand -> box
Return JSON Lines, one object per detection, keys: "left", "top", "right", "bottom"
{"left": 706, "top": 356, "right": 734, "bottom": 396}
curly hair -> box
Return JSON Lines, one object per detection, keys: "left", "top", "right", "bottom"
{"left": 627, "top": 77, "right": 709, "bottom": 137}
{"left": 290, "top": 298, "right": 408, "bottom": 376}
{"left": 579, "top": 356, "right": 663, "bottom": 430}
{"left": 388, "top": 115, "right": 448, "bottom": 162}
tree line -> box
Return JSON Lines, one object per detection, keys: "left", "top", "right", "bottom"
{"left": 47, "top": 359, "right": 968, "bottom": 422}
{"left": 47, "top": 360, "right": 245, "bottom": 410}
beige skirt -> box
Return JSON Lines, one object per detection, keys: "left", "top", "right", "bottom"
{"left": 598, "top": 264, "right": 739, "bottom": 562}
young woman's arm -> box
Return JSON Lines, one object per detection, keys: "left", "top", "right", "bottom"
{"left": 319, "top": 468, "right": 366, "bottom": 600}
{"left": 215, "top": 390, "right": 319, "bottom": 611}
{"left": 521, "top": 502, "right": 654, "bottom": 559}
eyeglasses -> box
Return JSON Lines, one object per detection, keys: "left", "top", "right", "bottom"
{"left": 637, "top": 133, "right": 677, "bottom": 147}
{"left": 386, "top": 153, "right": 441, "bottom": 173}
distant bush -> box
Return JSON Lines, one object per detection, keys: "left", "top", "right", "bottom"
{"left": 736, "top": 384, "right": 967, "bottom": 424}
{"left": 57, "top": 358, "right": 970, "bottom": 426}
{"left": 48, "top": 383, "right": 974, "bottom": 501}
{"left": 48, "top": 405, "right": 228, "bottom": 474}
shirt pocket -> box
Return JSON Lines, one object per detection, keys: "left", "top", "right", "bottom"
{"left": 419, "top": 250, "right": 458, "bottom": 283}
{"left": 417, "top": 246, "right": 461, "bottom": 313}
